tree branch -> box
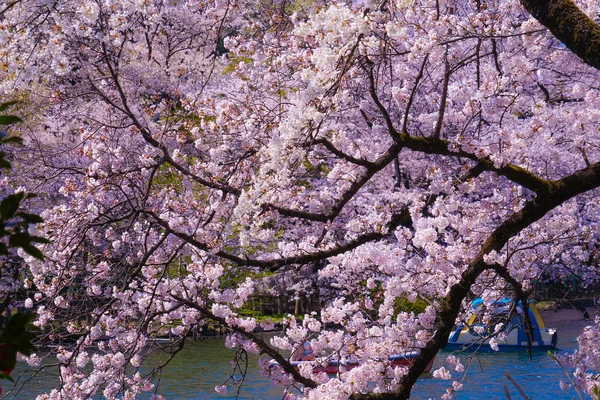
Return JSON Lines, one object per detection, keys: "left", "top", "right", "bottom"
{"left": 145, "top": 207, "right": 413, "bottom": 272}
{"left": 312, "top": 138, "right": 376, "bottom": 169}
{"left": 170, "top": 295, "right": 319, "bottom": 389}
{"left": 391, "top": 160, "right": 600, "bottom": 399}
{"left": 520, "top": 0, "right": 600, "bottom": 70}
{"left": 396, "top": 134, "right": 551, "bottom": 194}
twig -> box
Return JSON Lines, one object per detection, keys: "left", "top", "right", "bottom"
{"left": 505, "top": 373, "right": 530, "bottom": 400}
{"left": 503, "top": 385, "right": 513, "bottom": 400}
{"left": 549, "top": 352, "right": 584, "bottom": 400}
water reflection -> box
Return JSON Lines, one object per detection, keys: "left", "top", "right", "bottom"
{"left": 144, "top": 338, "right": 285, "bottom": 399}
{"left": 6, "top": 337, "right": 285, "bottom": 400}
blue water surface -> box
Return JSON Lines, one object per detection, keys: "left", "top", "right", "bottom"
{"left": 5, "top": 333, "right": 584, "bottom": 399}
{"left": 412, "top": 349, "right": 580, "bottom": 399}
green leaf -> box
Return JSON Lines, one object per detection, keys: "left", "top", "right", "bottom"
{"left": 0, "top": 116, "right": 22, "bottom": 125}
{"left": 0, "top": 101, "right": 20, "bottom": 112}
{"left": 0, "top": 151, "right": 10, "bottom": 169}
{"left": 21, "top": 245, "right": 44, "bottom": 260}
{"left": 9, "top": 232, "right": 32, "bottom": 247}
{"left": 30, "top": 235, "right": 50, "bottom": 244}
{"left": 1, "top": 137, "right": 23, "bottom": 145}
{"left": 0, "top": 192, "right": 24, "bottom": 219}
{"left": 0, "top": 313, "right": 38, "bottom": 356}
{"left": 16, "top": 212, "right": 44, "bottom": 224}
{"left": 0, "top": 371, "right": 15, "bottom": 382}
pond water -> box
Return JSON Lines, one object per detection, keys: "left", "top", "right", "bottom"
{"left": 3, "top": 330, "right": 585, "bottom": 399}
{"left": 414, "top": 349, "right": 579, "bottom": 399}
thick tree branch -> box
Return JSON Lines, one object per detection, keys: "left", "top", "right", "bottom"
{"left": 266, "top": 144, "right": 400, "bottom": 223}
{"left": 397, "top": 134, "right": 552, "bottom": 194}
{"left": 312, "top": 138, "right": 377, "bottom": 169}
{"left": 146, "top": 208, "right": 413, "bottom": 272}
{"left": 390, "top": 160, "right": 600, "bottom": 399}
{"left": 432, "top": 55, "right": 451, "bottom": 139}
{"left": 367, "top": 65, "right": 402, "bottom": 145}
{"left": 486, "top": 263, "right": 536, "bottom": 358}
{"left": 520, "top": 0, "right": 600, "bottom": 70}
{"left": 264, "top": 130, "right": 550, "bottom": 225}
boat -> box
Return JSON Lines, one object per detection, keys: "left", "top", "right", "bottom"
{"left": 445, "top": 298, "right": 558, "bottom": 351}
{"left": 271, "top": 351, "right": 434, "bottom": 375}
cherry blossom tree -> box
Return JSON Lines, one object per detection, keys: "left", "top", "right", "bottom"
{"left": 1, "top": 0, "right": 599, "bottom": 399}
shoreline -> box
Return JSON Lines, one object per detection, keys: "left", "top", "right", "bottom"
{"left": 539, "top": 307, "right": 598, "bottom": 347}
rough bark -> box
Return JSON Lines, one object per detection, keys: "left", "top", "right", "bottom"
{"left": 353, "top": 160, "right": 600, "bottom": 400}
{"left": 520, "top": 0, "right": 600, "bottom": 70}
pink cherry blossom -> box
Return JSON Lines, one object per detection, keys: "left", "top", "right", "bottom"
{"left": 0, "top": 0, "right": 599, "bottom": 399}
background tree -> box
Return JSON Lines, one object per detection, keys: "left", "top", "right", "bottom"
{"left": 0, "top": 0, "right": 599, "bottom": 399}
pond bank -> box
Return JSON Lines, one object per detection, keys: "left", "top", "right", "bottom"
{"left": 540, "top": 307, "right": 598, "bottom": 348}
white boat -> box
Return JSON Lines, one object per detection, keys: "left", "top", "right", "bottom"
{"left": 445, "top": 298, "right": 558, "bottom": 351}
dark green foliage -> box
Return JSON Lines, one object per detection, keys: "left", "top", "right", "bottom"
{"left": 0, "top": 102, "right": 20, "bottom": 113}
{"left": 0, "top": 313, "right": 37, "bottom": 356}
{"left": 0, "top": 313, "right": 39, "bottom": 380}
{"left": 393, "top": 295, "right": 429, "bottom": 315}
{"left": 0, "top": 100, "right": 45, "bottom": 383}
{"left": 0, "top": 112, "right": 23, "bottom": 171}
{"left": 0, "top": 176, "right": 49, "bottom": 262}
{"left": 0, "top": 116, "right": 22, "bottom": 126}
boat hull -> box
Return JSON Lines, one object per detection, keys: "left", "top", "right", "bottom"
{"left": 446, "top": 299, "right": 558, "bottom": 352}
{"left": 444, "top": 340, "right": 557, "bottom": 352}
